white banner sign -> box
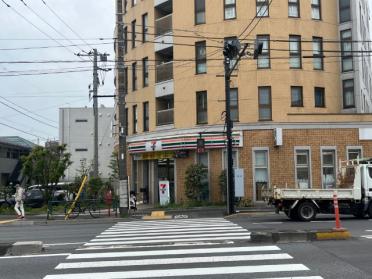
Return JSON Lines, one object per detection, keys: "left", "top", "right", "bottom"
{"left": 159, "top": 180, "right": 170, "bottom": 206}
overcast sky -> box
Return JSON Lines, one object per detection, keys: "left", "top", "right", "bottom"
{"left": 0, "top": 0, "right": 115, "bottom": 145}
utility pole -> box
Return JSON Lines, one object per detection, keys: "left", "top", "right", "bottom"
{"left": 76, "top": 49, "right": 110, "bottom": 179}
{"left": 93, "top": 49, "right": 99, "bottom": 178}
{"left": 116, "top": 0, "right": 129, "bottom": 215}
{"left": 223, "top": 40, "right": 250, "bottom": 215}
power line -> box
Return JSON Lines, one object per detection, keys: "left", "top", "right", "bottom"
{"left": 0, "top": 121, "right": 48, "bottom": 140}
{"left": 0, "top": 100, "right": 58, "bottom": 128}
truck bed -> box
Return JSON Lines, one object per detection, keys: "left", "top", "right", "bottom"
{"left": 273, "top": 187, "right": 360, "bottom": 200}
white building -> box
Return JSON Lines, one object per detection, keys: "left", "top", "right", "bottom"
{"left": 59, "top": 106, "right": 115, "bottom": 181}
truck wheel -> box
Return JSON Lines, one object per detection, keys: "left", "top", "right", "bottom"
{"left": 297, "top": 202, "right": 317, "bottom": 222}
{"left": 285, "top": 209, "right": 299, "bottom": 221}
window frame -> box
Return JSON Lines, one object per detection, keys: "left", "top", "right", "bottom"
{"left": 132, "top": 105, "right": 138, "bottom": 134}
{"left": 142, "top": 57, "right": 149, "bottom": 87}
{"left": 340, "top": 29, "right": 353, "bottom": 72}
{"left": 311, "top": 0, "right": 321, "bottom": 20}
{"left": 195, "top": 0, "right": 206, "bottom": 25}
{"left": 289, "top": 35, "right": 302, "bottom": 69}
{"left": 123, "top": 26, "right": 128, "bottom": 54}
{"left": 132, "top": 62, "right": 137, "bottom": 91}
{"left": 312, "top": 36, "right": 324, "bottom": 70}
{"left": 339, "top": 0, "right": 351, "bottom": 23}
{"left": 256, "top": 0, "right": 269, "bottom": 17}
{"left": 142, "top": 13, "right": 148, "bottom": 43}
{"left": 196, "top": 91, "right": 208, "bottom": 124}
{"left": 314, "top": 87, "right": 325, "bottom": 108}
{"left": 143, "top": 102, "right": 149, "bottom": 132}
{"left": 321, "top": 147, "right": 337, "bottom": 189}
{"left": 230, "top": 87, "right": 239, "bottom": 122}
{"left": 346, "top": 146, "right": 362, "bottom": 161}
{"left": 224, "top": 0, "right": 236, "bottom": 20}
{"left": 294, "top": 148, "right": 312, "bottom": 189}
{"left": 258, "top": 86, "right": 272, "bottom": 121}
{"left": 257, "top": 35, "right": 270, "bottom": 69}
{"left": 195, "top": 41, "right": 207, "bottom": 74}
{"left": 291, "top": 86, "right": 304, "bottom": 107}
{"left": 343, "top": 79, "right": 355, "bottom": 109}
{"left": 131, "top": 20, "right": 136, "bottom": 49}
{"left": 288, "top": 0, "right": 300, "bottom": 18}
{"left": 124, "top": 67, "right": 128, "bottom": 95}
{"left": 252, "top": 147, "right": 270, "bottom": 202}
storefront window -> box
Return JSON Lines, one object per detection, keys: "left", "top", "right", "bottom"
{"left": 254, "top": 149, "right": 269, "bottom": 201}
{"left": 197, "top": 152, "right": 209, "bottom": 201}
{"left": 322, "top": 149, "right": 336, "bottom": 189}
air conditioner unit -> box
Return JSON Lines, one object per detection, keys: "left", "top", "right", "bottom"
{"left": 274, "top": 128, "right": 283, "bottom": 147}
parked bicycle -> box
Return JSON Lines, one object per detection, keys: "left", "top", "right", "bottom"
{"left": 64, "top": 199, "right": 101, "bottom": 219}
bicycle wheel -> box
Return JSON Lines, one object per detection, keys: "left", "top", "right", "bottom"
{"left": 88, "top": 202, "right": 100, "bottom": 218}
{"left": 65, "top": 203, "right": 80, "bottom": 219}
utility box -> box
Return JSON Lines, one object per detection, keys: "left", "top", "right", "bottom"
{"left": 274, "top": 128, "right": 283, "bottom": 146}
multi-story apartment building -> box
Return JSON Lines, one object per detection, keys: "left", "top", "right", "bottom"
{"left": 115, "top": 0, "right": 372, "bottom": 206}
{"left": 59, "top": 106, "right": 115, "bottom": 181}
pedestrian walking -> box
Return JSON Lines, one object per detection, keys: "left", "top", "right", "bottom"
{"left": 129, "top": 191, "right": 137, "bottom": 212}
{"left": 14, "top": 184, "right": 26, "bottom": 219}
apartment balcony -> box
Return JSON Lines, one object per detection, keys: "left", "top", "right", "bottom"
{"left": 155, "top": 61, "right": 174, "bottom": 97}
{"left": 154, "top": 0, "right": 171, "bottom": 7}
{"left": 157, "top": 108, "right": 174, "bottom": 126}
{"left": 155, "top": 14, "right": 173, "bottom": 52}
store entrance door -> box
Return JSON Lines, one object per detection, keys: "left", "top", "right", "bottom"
{"left": 157, "top": 159, "right": 175, "bottom": 203}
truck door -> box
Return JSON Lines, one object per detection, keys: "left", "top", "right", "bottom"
{"left": 366, "top": 166, "right": 372, "bottom": 198}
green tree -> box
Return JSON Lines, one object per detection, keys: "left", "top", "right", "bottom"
{"left": 87, "top": 177, "right": 103, "bottom": 199}
{"left": 22, "top": 144, "right": 72, "bottom": 201}
{"left": 184, "top": 164, "right": 208, "bottom": 201}
{"left": 108, "top": 151, "right": 119, "bottom": 182}
{"left": 219, "top": 170, "right": 227, "bottom": 202}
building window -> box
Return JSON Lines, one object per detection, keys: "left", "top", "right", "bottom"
{"left": 291, "top": 86, "right": 303, "bottom": 107}
{"left": 75, "top": 119, "right": 88, "bottom": 123}
{"left": 142, "top": 57, "right": 149, "bottom": 87}
{"left": 312, "top": 37, "right": 323, "bottom": 70}
{"left": 289, "top": 35, "right": 301, "bottom": 68}
{"left": 343, "top": 79, "right": 355, "bottom": 108}
{"left": 124, "top": 67, "right": 128, "bottom": 94}
{"left": 321, "top": 149, "right": 336, "bottom": 189}
{"left": 222, "top": 150, "right": 238, "bottom": 169}
{"left": 314, "top": 87, "right": 325, "bottom": 107}
{"left": 254, "top": 149, "right": 269, "bottom": 201}
{"left": 224, "top": 0, "right": 236, "bottom": 20}
{"left": 288, "top": 0, "right": 299, "bottom": 18}
{"left": 258, "top": 86, "right": 272, "bottom": 121}
{"left": 125, "top": 108, "right": 128, "bottom": 135}
{"left": 142, "top": 13, "right": 148, "bottom": 42}
{"left": 132, "top": 62, "right": 137, "bottom": 91}
{"left": 347, "top": 147, "right": 362, "bottom": 160}
{"left": 311, "top": 0, "right": 321, "bottom": 20}
{"left": 132, "top": 105, "right": 137, "bottom": 134}
{"left": 131, "top": 0, "right": 137, "bottom": 7}
{"left": 131, "top": 20, "right": 136, "bottom": 48}
{"left": 295, "top": 149, "right": 311, "bottom": 189}
{"left": 339, "top": 0, "right": 351, "bottom": 23}
{"left": 196, "top": 152, "right": 209, "bottom": 201}
{"left": 123, "top": 0, "right": 127, "bottom": 14}
{"left": 196, "top": 91, "right": 208, "bottom": 124}
{"left": 75, "top": 148, "right": 88, "bottom": 152}
{"left": 341, "top": 29, "right": 353, "bottom": 72}
{"left": 123, "top": 27, "right": 128, "bottom": 54}
{"left": 195, "top": 41, "right": 207, "bottom": 74}
{"left": 230, "top": 88, "right": 239, "bottom": 122}
{"left": 143, "top": 102, "right": 149, "bottom": 132}
{"left": 256, "top": 0, "right": 269, "bottom": 17}
{"left": 195, "top": 0, "right": 205, "bottom": 24}
{"left": 257, "top": 35, "right": 270, "bottom": 69}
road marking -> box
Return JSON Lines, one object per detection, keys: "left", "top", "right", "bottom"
{"left": 116, "top": 218, "right": 228, "bottom": 224}
{"left": 110, "top": 223, "right": 239, "bottom": 230}
{"left": 43, "top": 242, "right": 86, "bottom": 247}
{"left": 92, "top": 232, "right": 251, "bottom": 242}
{"left": 256, "top": 277, "right": 323, "bottom": 279}
{"left": 68, "top": 246, "right": 281, "bottom": 259}
{"left": 252, "top": 222, "right": 283, "bottom": 225}
{"left": 311, "top": 220, "right": 335, "bottom": 223}
{"left": 0, "top": 253, "right": 71, "bottom": 260}
{"left": 361, "top": 235, "right": 372, "bottom": 239}
{"left": 106, "top": 225, "right": 242, "bottom": 233}
{"left": 99, "top": 227, "right": 247, "bottom": 236}
{"left": 56, "top": 253, "right": 293, "bottom": 269}
{"left": 45, "top": 264, "right": 309, "bottom": 279}
{"left": 84, "top": 235, "right": 251, "bottom": 246}
{"left": 0, "top": 219, "right": 17, "bottom": 225}
{"left": 366, "top": 230, "right": 372, "bottom": 232}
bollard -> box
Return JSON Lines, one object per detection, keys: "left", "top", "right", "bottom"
{"left": 333, "top": 191, "right": 343, "bottom": 231}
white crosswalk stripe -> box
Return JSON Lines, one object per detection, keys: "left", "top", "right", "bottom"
{"left": 361, "top": 229, "right": 372, "bottom": 239}
{"left": 43, "top": 218, "right": 324, "bottom": 279}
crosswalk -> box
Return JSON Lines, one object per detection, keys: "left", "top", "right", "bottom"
{"left": 43, "top": 218, "right": 323, "bottom": 279}
{"left": 361, "top": 229, "right": 372, "bottom": 239}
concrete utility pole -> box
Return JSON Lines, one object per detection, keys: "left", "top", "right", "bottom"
{"left": 223, "top": 40, "right": 250, "bottom": 215}
{"left": 93, "top": 49, "right": 99, "bottom": 178}
{"left": 116, "top": 0, "right": 129, "bottom": 215}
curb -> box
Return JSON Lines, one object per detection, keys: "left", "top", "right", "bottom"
{"left": 250, "top": 229, "right": 351, "bottom": 243}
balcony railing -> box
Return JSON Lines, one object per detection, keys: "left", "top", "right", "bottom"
{"left": 155, "top": 14, "right": 172, "bottom": 37}
{"left": 156, "top": 61, "right": 173, "bottom": 83}
{"left": 157, "top": 108, "right": 174, "bottom": 126}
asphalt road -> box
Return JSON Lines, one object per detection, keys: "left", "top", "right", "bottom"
{"left": 0, "top": 214, "right": 372, "bottom": 278}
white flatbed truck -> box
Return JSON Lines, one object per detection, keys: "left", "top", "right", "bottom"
{"left": 269, "top": 158, "right": 372, "bottom": 221}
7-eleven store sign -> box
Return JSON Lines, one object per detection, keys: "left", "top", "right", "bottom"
{"left": 128, "top": 132, "right": 243, "bottom": 154}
